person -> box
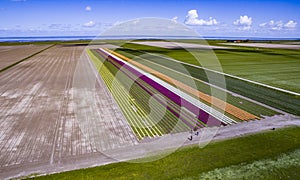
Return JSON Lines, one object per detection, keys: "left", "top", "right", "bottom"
{"left": 188, "top": 135, "right": 193, "bottom": 141}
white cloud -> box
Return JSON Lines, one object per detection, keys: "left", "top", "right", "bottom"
{"left": 172, "top": 16, "right": 178, "bottom": 23}
{"left": 83, "top": 21, "right": 95, "bottom": 27}
{"left": 259, "top": 22, "right": 267, "bottom": 27}
{"left": 185, "top": 10, "right": 218, "bottom": 26}
{"left": 233, "top": 15, "right": 252, "bottom": 30}
{"left": 284, "top": 20, "right": 297, "bottom": 29}
{"left": 260, "top": 20, "right": 283, "bottom": 30}
{"left": 259, "top": 20, "right": 297, "bottom": 30}
{"left": 85, "top": 6, "right": 91, "bottom": 11}
{"left": 234, "top": 15, "right": 252, "bottom": 26}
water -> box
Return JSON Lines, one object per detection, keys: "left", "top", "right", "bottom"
{"left": 0, "top": 36, "right": 299, "bottom": 42}
{"left": 0, "top": 36, "right": 96, "bottom": 42}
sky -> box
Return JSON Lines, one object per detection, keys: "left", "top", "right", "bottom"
{"left": 0, "top": 0, "right": 299, "bottom": 37}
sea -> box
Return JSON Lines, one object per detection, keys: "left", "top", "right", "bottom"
{"left": 0, "top": 36, "right": 299, "bottom": 42}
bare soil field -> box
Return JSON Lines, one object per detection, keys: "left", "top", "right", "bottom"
{"left": 0, "top": 44, "right": 52, "bottom": 70}
{"left": 0, "top": 45, "right": 137, "bottom": 179}
{"left": 221, "top": 43, "right": 300, "bottom": 50}
{"left": 284, "top": 42, "right": 300, "bottom": 45}
{"left": 132, "top": 41, "right": 231, "bottom": 49}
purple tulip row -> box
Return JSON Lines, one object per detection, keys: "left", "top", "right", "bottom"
{"left": 97, "top": 49, "right": 225, "bottom": 129}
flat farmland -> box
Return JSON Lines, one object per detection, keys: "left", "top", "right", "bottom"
{"left": 1, "top": 40, "right": 299, "bottom": 179}
{"left": 213, "top": 47, "right": 300, "bottom": 93}
{"left": 0, "top": 44, "right": 52, "bottom": 70}
{"left": 179, "top": 40, "right": 300, "bottom": 93}
{"left": 221, "top": 42, "right": 300, "bottom": 50}
{"left": 0, "top": 45, "right": 137, "bottom": 179}
{"left": 132, "top": 40, "right": 300, "bottom": 93}
{"left": 132, "top": 41, "right": 231, "bottom": 49}
{"left": 113, "top": 48, "right": 280, "bottom": 119}
{"left": 119, "top": 42, "right": 300, "bottom": 116}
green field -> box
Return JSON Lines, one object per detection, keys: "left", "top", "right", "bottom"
{"left": 113, "top": 48, "right": 279, "bottom": 119}
{"left": 33, "top": 126, "right": 300, "bottom": 179}
{"left": 116, "top": 42, "right": 300, "bottom": 116}
{"left": 212, "top": 45, "right": 300, "bottom": 93}
{"left": 128, "top": 40, "right": 300, "bottom": 93}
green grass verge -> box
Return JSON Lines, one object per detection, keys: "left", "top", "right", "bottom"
{"left": 33, "top": 126, "right": 300, "bottom": 179}
{"left": 199, "top": 148, "right": 300, "bottom": 179}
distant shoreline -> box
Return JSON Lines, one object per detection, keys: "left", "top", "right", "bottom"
{"left": 0, "top": 36, "right": 299, "bottom": 43}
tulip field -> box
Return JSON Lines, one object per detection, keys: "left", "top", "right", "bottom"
{"left": 87, "top": 42, "right": 291, "bottom": 140}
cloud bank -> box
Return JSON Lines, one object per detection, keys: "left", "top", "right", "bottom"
{"left": 185, "top": 10, "right": 218, "bottom": 26}
{"left": 259, "top": 20, "right": 297, "bottom": 30}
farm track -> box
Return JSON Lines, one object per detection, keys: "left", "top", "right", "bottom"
{"left": 0, "top": 45, "right": 137, "bottom": 179}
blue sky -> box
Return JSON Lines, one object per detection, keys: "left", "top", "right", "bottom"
{"left": 0, "top": 0, "right": 299, "bottom": 37}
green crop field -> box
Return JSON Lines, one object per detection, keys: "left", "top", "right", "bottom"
{"left": 212, "top": 47, "right": 300, "bottom": 93}
{"left": 33, "top": 126, "right": 300, "bottom": 180}
{"left": 113, "top": 48, "right": 280, "bottom": 119}
{"left": 116, "top": 42, "right": 300, "bottom": 116}
{"left": 144, "top": 39, "right": 300, "bottom": 93}
{"left": 118, "top": 40, "right": 300, "bottom": 93}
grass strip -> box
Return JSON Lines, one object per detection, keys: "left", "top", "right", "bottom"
{"left": 199, "top": 148, "right": 300, "bottom": 179}
{"left": 33, "top": 126, "right": 300, "bottom": 179}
